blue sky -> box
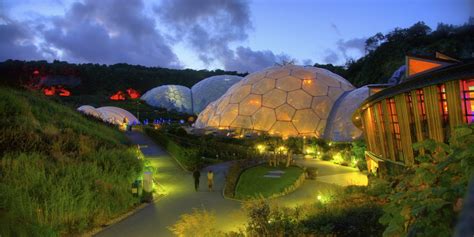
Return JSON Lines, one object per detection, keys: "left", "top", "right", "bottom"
{"left": 0, "top": 0, "right": 471, "bottom": 72}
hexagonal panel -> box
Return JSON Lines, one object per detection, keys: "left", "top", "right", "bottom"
{"left": 291, "top": 68, "right": 315, "bottom": 80}
{"left": 262, "top": 89, "right": 287, "bottom": 108}
{"left": 251, "top": 78, "right": 275, "bottom": 94}
{"left": 328, "top": 87, "right": 344, "bottom": 100}
{"left": 230, "top": 85, "right": 251, "bottom": 103}
{"left": 244, "top": 71, "right": 267, "bottom": 85}
{"left": 341, "top": 82, "right": 354, "bottom": 91}
{"left": 276, "top": 76, "right": 301, "bottom": 91}
{"left": 208, "top": 114, "right": 220, "bottom": 127}
{"left": 292, "top": 109, "right": 319, "bottom": 134}
{"left": 270, "top": 121, "right": 298, "bottom": 137}
{"left": 252, "top": 107, "right": 276, "bottom": 131}
{"left": 216, "top": 95, "right": 231, "bottom": 114}
{"left": 302, "top": 78, "right": 329, "bottom": 96}
{"left": 219, "top": 104, "right": 239, "bottom": 127}
{"left": 266, "top": 67, "right": 290, "bottom": 79}
{"left": 311, "top": 96, "right": 333, "bottom": 119}
{"left": 317, "top": 71, "right": 341, "bottom": 87}
{"left": 316, "top": 119, "right": 327, "bottom": 136}
{"left": 231, "top": 115, "right": 253, "bottom": 129}
{"left": 287, "top": 90, "right": 312, "bottom": 109}
{"left": 239, "top": 94, "right": 262, "bottom": 116}
{"left": 275, "top": 104, "right": 295, "bottom": 121}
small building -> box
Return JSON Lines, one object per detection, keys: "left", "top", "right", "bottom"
{"left": 353, "top": 53, "right": 474, "bottom": 176}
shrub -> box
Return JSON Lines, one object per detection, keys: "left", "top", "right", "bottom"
{"left": 305, "top": 167, "right": 318, "bottom": 180}
{"left": 379, "top": 125, "right": 474, "bottom": 237}
{"left": 302, "top": 202, "right": 384, "bottom": 236}
{"left": 168, "top": 208, "right": 223, "bottom": 237}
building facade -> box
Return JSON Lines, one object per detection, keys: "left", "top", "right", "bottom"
{"left": 354, "top": 54, "right": 474, "bottom": 176}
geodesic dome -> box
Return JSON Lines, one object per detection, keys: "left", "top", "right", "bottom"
{"left": 77, "top": 105, "right": 138, "bottom": 125}
{"left": 191, "top": 75, "right": 243, "bottom": 114}
{"left": 141, "top": 85, "right": 192, "bottom": 113}
{"left": 324, "top": 86, "right": 369, "bottom": 141}
{"left": 195, "top": 65, "right": 355, "bottom": 138}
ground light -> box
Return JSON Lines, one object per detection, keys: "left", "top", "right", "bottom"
{"left": 256, "top": 144, "right": 266, "bottom": 154}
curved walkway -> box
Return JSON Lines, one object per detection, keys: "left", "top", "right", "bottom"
{"left": 95, "top": 132, "right": 366, "bottom": 236}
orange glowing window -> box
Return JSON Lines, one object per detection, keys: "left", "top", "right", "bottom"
{"left": 303, "top": 79, "right": 312, "bottom": 85}
{"left": 438, "top": 84, "right": 448, "bottom": 124}
{"left": 249, "top": 99, "right": 260, "bottom": 105}
{"left": 43, "top": 87, "right": 56, "bottom": 96}
{"left": 407, "top": 58, "right": 443, "bottom": 76}
{"left": 110, "top": 91, "right": 126, "bottom": 101}
{"left": 461, "top": 79, "right": 474, "bottom": 124}
{"left": 58, "top": 88, "right": 71, "bottom": 97}
{"left": 126, "top": 88, "right": 141, "bottom": 99}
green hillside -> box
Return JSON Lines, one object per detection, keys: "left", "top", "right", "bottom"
{"left": 316, "top": 22, "right": 474, "bottom": 87}
{"left": 0, "top": 87, "right": 143, "bottom": 236}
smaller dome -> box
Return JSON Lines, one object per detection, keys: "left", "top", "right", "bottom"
{"left": 141, "top": 85, "right": 192, "bottom": 113}
{"left": 324, "top": 86, "right": 369, "bottom": 141}
{"left": 77, "top": 105, "right": 101, "bottom": 117}
{"left": 77, "top": 105, "right": 138, "bottom": 125}
{"left": 191, "top": 75, "right": 243, "bottom": 114}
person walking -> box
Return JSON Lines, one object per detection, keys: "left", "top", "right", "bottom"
{"left": 207, "top": 170, "right": 214, "bottom": 192}
{"left": 193, "top": 169, "right": 200, "bottom": 192}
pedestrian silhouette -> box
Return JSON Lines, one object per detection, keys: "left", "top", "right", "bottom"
{"left": 207, "top": 170, "right": 214, "bottom": 191}
{"left": 193, "top": 169, "right": 200, "bottom": 192}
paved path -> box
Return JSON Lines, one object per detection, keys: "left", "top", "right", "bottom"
{"left": 96, "top": 132, "right": 367, "bottom": 237}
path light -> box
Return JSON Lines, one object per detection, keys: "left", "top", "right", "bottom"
{"left": 317, "top": 195, "right": 322, "bottom": 200}
{"left": 256, "top": 144, "right": 266, "bottom": 154}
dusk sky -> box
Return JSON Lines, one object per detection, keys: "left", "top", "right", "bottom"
{"left": 1, "top": 0, "right": 471, "bottom": 72}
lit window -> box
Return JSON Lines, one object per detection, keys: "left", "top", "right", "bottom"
{"left": 438, "top": 84, "right": 448, "bottom": 124}
{"left": 387, "top": 98, "right": 402, "bottom": 161}
{"left": 461, "top": 79, "right": 474, "bottom": 124}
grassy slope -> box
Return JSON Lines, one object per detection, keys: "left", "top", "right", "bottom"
{"left": 0, "top": 87, "right": 143, "bottom": 236}
{"left": 235, "top": 165, "right": 304, "bottom": 200}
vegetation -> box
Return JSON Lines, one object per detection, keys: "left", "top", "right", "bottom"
{"left": 0, "top": 87, "right": 143, "bottom": 236}
{"left": 379, "top": 124, "right": 474, "bottom": 236}
{"left": 316, "top": 22, "right": 474, "bottom": 87}
{"left": 168, "top": 208, "right": 221, "bottom": 237}
{"left": 234, "top": 165, "right": 304, "bottom": 200}
{"left": 0, "top": 60, "right": 244, "bottom": 97}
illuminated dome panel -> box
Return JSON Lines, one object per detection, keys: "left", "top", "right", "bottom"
{"left": 191, "top": 75, "right": 243, "bottom": 114}
{"left": 195, "top": 65, "right": 355, "bottom": 138}
{"left": 141, "top": 85, "right": 192, "bottom": 114}
{"left": 325, "top": 86, "right": 369, "bottom": 141}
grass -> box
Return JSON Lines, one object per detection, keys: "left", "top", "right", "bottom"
{"left": 235, "top": 165, "right": 304, "bottom": 200}
{"left": 0, "top": 87, "right": 144, "bottom": 236}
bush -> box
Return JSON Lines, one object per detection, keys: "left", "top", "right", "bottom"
{"left": 168, "top": 208, "right": 223, "bottom": 237}
{"left": 305, "top": 167, "right": 318, "bottom": 180}
{"left": 379, "top": 125, "right": 474, "bottom": 236}
{"left": 302, "top": 202, "right": 384, "bottom": 236}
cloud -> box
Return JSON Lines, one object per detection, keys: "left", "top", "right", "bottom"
{"left": 336, "top": 37, "right": 366, "bottom": 58}
{"left": 2, "top": 0, "right": 180, "bottom": 68}
{"left": 330, "top": 23, "right": 341, "bottom": 36}
{"left": 0, "top": 15, "right": 43, "bottom": 61}
{"left": 323, "top": 49, "right": 340, "bottom": 64}
{"left": 222, "top": 46, "right": 292, "bottom": 73}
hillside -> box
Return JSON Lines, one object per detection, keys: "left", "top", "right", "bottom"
{"left": 316, "top": 22, "right": 474, "bottom": 87}
{"left": 0, "top": 60, "right": 244, "bottom": 96}
{"left": 0, "top": 87, "right": 143, "bottom": 236}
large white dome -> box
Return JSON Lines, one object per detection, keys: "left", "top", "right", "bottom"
{"left": 141, "top": 85, "right": 193, "bottom": 114}
{"left": 191, "top": 75, "right": 243, "bottom": 114}
{"left": 195, "top": 65, "right": 354, "bottom": 138}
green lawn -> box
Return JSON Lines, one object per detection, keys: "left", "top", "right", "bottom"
{"left": 235, "top": 165, "right": 304, "bottom": 200}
